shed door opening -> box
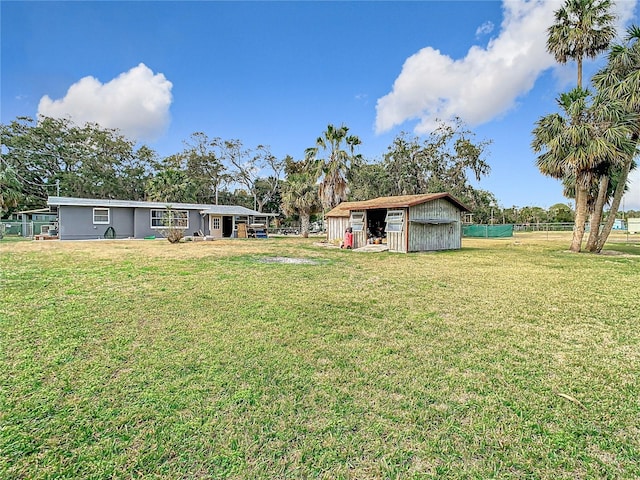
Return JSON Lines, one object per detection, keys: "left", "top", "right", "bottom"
{"left": 367, "top": 208, "right": 387, "bottom": 238}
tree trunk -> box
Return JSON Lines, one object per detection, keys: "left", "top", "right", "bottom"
{"left": 595, "top": 133, "right": 639, "bottom": 252}
{"left": 595, "top": 156, "right": 636, "bottom": 253}
{"left": 585, "top": 176, "right": 608, "bottom": 252}
{"left": 570, "top": 184, "right": 588, "bottom": 252}
{"left": 300, "top": 213, "right": 311, "bottom": 238}
{"left": 577, "top": 56, "right": 583, "bottom": 89}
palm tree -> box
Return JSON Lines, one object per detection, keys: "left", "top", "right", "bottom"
{"left": 280, "top": 170, "right": 320, "bottom": 238}
{"left": 532, "top": 87, "right": 634, "bottom": 252}
{"left": 589, "top": 25, "right": 640, "bottom": 252}
{"left": 145, "top": 168, "right": 197, "bottom": 203}
{"left": 305, "top": 124, "right": 362, "bottom": 211}
{"left": 547, "top": 0, "right": 616, "bottom": 88}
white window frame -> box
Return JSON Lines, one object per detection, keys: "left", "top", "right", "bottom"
{"left": 150, "top": 209, "right": 189, "bottom": 229}
{"left": 93, "top": 208, "right": 110, "bottom": 224}
{"left": 350, "top": 211, "right": 365, "bottom": 232}
{"left": 385, "top": 209, "right": 405, "bottom": 232}
{"left": 212, "top": 217, "right": 221, "bottom": 230}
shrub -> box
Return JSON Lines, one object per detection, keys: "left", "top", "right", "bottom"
{"left": 160, "top": 228, "right": 184, "bottom": 244}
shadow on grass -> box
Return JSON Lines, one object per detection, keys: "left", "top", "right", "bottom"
{"left": 600, "top": 243, "right": 640, "bottom": 256}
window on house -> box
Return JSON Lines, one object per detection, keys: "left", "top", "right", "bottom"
{"left": 212, "top": 217, "right": 221, "bottom": 229}
{"left": 150, "top": 209, "right": 189, "bottom": 229}
{"left": 385, "top": 210, "right": 405, "bottom": 232}
{"left": 93, "top": 208, "right": 110, "bottom": 224}
{"left": 350, "top": 211, "right": 365, "bottom": 232}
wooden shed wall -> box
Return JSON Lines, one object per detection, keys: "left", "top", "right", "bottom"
{"left": 387, "top": 229, "right": 407, "bottom": 253}
{"left": 327, "top": 211, "right": 368, "bottom": 248}
{"left": 408, "top": 199, "right": 462, "bottom": 251}
{"left": 386, "top": 209, "right": 408, "bottom": 253}
{"left": 327, "top": 216, "right": 350, "bottom": 243}
{"left": 352, "top": 210, "right": 367, "bottom": 249}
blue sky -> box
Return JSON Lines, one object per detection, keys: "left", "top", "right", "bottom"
{"left": 2, "top": 0, "right": 639, "bottom": 210}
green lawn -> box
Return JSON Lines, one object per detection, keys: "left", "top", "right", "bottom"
{"left": 1, "top": 234, "right": 639, "bottom": 479}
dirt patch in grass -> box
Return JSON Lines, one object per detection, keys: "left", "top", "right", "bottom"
{"left": 314, "top": 241, "right": 340, "bottom": 248}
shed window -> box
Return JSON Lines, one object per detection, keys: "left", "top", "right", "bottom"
{"left": 93, "top": 208, "right": 110, "bottom": 224}
{"left": 385, "top": 210, "right": 405, "bottom": 232}
{"left": 151, "top": 209, "right": 189, "bottom": 229}
{"left": 350, "top": 211, "right": 365, "bottom": 232}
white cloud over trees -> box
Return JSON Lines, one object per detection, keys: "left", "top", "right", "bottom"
{"left": 38, "top": 63, "right": 173, "bottom": 142}
{"left": 375, "top": 0, "right": 637, "bottom": 135}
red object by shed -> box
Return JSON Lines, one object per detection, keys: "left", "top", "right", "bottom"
{"left": 343, "top": 229, "right": 353, "bottom": 249}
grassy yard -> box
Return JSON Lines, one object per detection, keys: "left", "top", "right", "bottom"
{"left": 1, "top": 234, "right": 639, "bottom": 479}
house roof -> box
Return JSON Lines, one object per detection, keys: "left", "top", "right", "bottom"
{"left": 47, "top": 196, "right": 274, "bottom": 217}
{"left": 325, "top": 193, "right": 471, "bottom": 217}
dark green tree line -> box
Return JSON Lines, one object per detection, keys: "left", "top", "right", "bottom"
{"left": 3, "top": 115, "right": 500, "bottom": 227}
{"left": 1, "top": 116, "right": 157, "bottom": 210}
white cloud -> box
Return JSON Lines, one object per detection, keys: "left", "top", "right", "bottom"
{"left": 476, "top": 21, "right": 494, "bottom": 37}
{"left": 613, "top": 0, "right": 638, "bottom": 38}
{"left": 375, "top": 0, "right": 638, "bottom": 135}
{"left": 38, "top": 63, "right": 172, "bottom": 141}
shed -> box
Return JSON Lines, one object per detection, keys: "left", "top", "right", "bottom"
{"left": 47, "top": 196, "right": 274, "bottom": 240}
{"left": 628, "top": 218, "right": 640, "bottom": 234}
{"left": 325, "top": 193, "right": 470, "bottom": 253}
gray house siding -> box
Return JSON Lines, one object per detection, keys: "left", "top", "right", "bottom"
{"left": 132, "top": 208, "right": 208, "bottom": 239}
{"left": 49, "top": 197, "right": 272, "bottom": 240}
{"left": 58, "top": 206, "right": 135, "bottom": 240}
{"left": 58, "top": 206, "right": 211, "bottom": 240}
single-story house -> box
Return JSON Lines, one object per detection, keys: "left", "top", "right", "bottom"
{"left": 325, "top": 193, "right": 470, "bottom": 253}
{"left": 47, "top": 196, "right": 274, "bottom": 240}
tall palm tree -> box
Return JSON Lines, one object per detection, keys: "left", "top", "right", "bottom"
{"left": 589, "top": 25, "right": 640, "bottom": 252}
{"left": 280, "top": 170, "right": 320, "bottom": 238}
{"left": 547, "top": 0, "right": 616, "bottom": 88}
{"left": 532, "top": 87, "right": 634, "bottom": 252}
{"left": 305, "top": 124, "right": 362, "bottom": 211}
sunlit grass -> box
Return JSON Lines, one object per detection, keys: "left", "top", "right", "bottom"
{"left": 1, "top": 233, "right": 639, "bottom": 478}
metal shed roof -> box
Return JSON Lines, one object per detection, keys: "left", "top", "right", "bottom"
{"left": 47, "top": 196, "right": 274, "bottom": 217}
{"left": 325, "top": 193, "right": 470, "bottom": 217}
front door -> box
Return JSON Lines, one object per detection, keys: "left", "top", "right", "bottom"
{"left": 210, "top": 216, "right": 222, "bottom": 238}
